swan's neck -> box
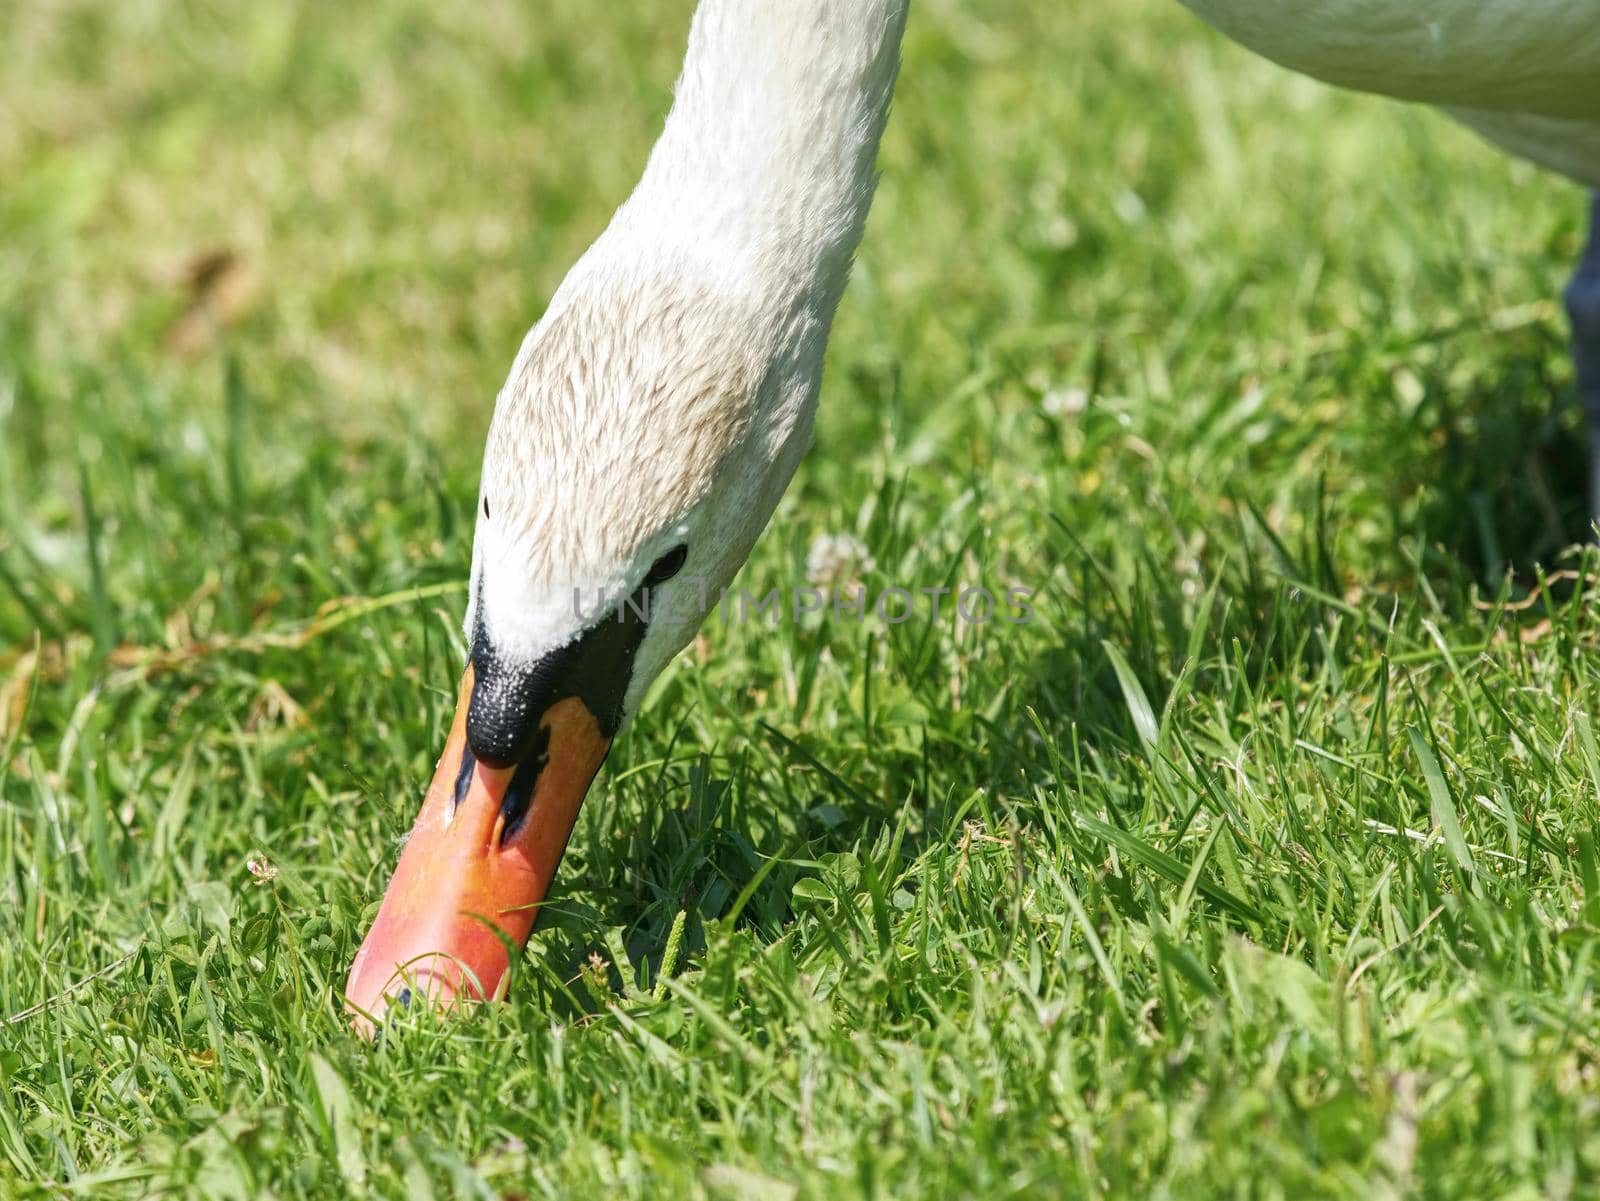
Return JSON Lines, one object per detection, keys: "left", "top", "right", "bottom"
{"left": 605, "top": 0, "right": 908, "bottom": 304}
{"left": 473, "top": 0, "right": 909, "bottom": 683}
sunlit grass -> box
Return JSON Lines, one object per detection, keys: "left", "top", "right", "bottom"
{"left": 2, "top": 0, "right": 1598, "bottom": 1197}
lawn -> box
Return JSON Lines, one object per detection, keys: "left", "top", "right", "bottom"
{"left": 3, "top": 0, "right": 1599, "bottom": 1197}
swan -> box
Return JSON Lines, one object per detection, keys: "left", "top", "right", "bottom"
{"left": 344, "top": 0, "right": 1600, "bottom": 1026}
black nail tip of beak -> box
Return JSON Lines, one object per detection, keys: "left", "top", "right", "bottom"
{"left": 364, "top": 987, "right": 411, "bottom": 1045}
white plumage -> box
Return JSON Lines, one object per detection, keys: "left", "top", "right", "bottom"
{"left": 1181, "top": 0, "right": 1600, "bottom": 186}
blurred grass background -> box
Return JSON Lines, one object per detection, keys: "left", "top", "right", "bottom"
{"left": 3, "top": 0, "right": 1599, "bottom": 1197}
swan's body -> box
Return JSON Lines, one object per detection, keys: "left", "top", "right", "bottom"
{"left": 1181, "top": 0, "right": 1600, "bottom": 165}
{"left": 1448, "top": 110, "right": 1600, "bottom": 190}
{"left": 347, "top": 0, "right": 1600, "bottom": 1021}
{"left": 1180, "top": 0, "right": 1600, "bottom": 187}
{"left": 1179, "top": 0, "right": 1600, "bottom": 114}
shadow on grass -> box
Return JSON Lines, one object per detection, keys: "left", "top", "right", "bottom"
{"left": 1402, "top": 348, "right": 1591, "bottom": 583}
{"left": 518, "top": 350, "right": 1597, "bottom": 1016}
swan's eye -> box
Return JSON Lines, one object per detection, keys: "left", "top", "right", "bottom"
{"left": 643, "top": 544, "right": 688, "bottom": 587}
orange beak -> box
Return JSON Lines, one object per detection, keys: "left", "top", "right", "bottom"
{"left": 344, "top": 666, "right": 611, "bottom": 1034}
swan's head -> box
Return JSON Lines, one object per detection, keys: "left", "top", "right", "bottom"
{"left": 346, "top": 248, "right": 824, "bottom": 1028}
{"left": 465, "top": 264, "right": 801, "bottom": 753}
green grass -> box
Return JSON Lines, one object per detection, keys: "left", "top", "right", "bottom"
{"left": 3, "top": 0, "right": 1599, "bottom": 1196}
